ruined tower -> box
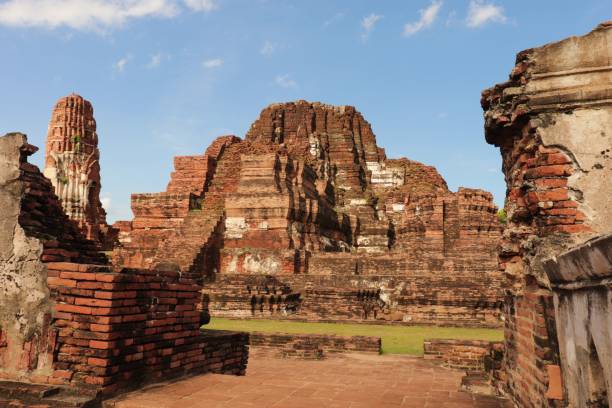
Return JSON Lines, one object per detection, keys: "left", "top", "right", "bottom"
{"left": 44, "top": 93, "right": 115, "bottom": 248}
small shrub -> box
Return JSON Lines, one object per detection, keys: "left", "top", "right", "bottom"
{"left": 73, "top": 135, "right": 82, "bottom": 152}
{"left": 497, "top": 209, "right": 507, "bottom": 224}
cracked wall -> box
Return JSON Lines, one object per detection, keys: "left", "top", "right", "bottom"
{"left": 0, "top": 133, "right": 53, "bottom": 379}
{"left": 544, "top": 235, "right": 612, "bottom": 407}
{"left": 0, "top": 132, "right": 249, "bottom": 392}
{"left": 483, "top": 21, "right": 612, "bottom": 407}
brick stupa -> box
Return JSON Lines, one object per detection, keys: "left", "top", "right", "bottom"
{"left": 44, "top": 93, "right": 116, "bottom": 249}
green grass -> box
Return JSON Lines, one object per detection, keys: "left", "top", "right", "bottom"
{"left": 205, "top": 318, "right": 503, "bottom": 356}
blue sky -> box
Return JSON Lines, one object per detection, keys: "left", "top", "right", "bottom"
{"left": 0, "top": 0, "right": 609, "bottom": 222}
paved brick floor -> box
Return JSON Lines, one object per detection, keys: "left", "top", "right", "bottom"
{"left": 104, "top": 353, "right": 510, "bottom": 408}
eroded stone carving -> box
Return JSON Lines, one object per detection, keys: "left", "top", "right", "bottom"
{"left": 44, "top": 93, "right": 116, "bottom": 249}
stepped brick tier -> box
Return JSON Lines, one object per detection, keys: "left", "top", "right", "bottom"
{"left": 113, "top": 101, "right": 504, "bottom": 327}
{"left": 482, "top": 22, "right": 612, "bottom": 408}
{"left": 0, "top": 133, "right": 248, "bottom": 399}
{"left": 44, "top": 93, "right": 117, "bottom": 249}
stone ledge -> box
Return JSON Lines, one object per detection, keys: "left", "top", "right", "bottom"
{"left": 544, "top": 233, "right": 612, "bottom": 285}
{"left": 249, "top": 332, "right": 381, "bottom": 359}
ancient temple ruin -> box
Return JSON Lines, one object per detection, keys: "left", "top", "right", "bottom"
{"left": 44, "top": 93, "right": 116, "bottom": 249}
{"left": 113, "top": 101, "right": 504, "bottom": 327}
{"left": 0, "top": 132, "right": 247, "bottom": 405}
{"left": 0, "top": 20, "right": 610, "bottom": 408}
{"left": 483, "top": 21, "right": 612, "bottom": 407}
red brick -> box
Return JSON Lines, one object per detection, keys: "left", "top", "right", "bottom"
{"left": 92, "top": 316, "right": 122, "bottom": 325}
{"left": 87, "top": 357, "right": 110, "bottom": 367}
{"left": 94, "top": 291, "right": 137, "bottom": 300}
{"left": 89, "top": 340, "right": 116, "bottom": 350}
{"left": 75, "top": 298, "right": 115, "bottom": 308}
{"left": 95, "top": 274, "right": 122, "bottom": 283}
{"left": 537, "top": 188, "right": 569, "bottom": 202}
{"left": 54, "top": 304, "right": 93, "bottom": 315}
{"left": 45, "top": 262, "right": 81, "bottom": 272}
{"left": 122, "top": 314, "right": 147, "bottom": 323}
{"left": 543, "top": 224, "right": 592, "bottom": 234}
{"left": 59, "top": 271, "right": 97, "bottom": 281}
{"left": 90, "top": 324, "right": 113, "bottom": 333}
{"left": 533, "top": 178, "right": 567, "bottom": 189}
{"left": 52, "top": 370, "right": 73, "bottom": 379}
{"left": 47, "top": 277, "right": 77, "bottom": 288}
{"left": 524, "top": 165, "right": 573, "bottom": 179}
{"left": 538, "top": 152, "right": 571, "bottom": 165}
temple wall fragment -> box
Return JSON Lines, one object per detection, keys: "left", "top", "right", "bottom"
{"left": 483, "top": 21, "right": 612, "bottom": 407}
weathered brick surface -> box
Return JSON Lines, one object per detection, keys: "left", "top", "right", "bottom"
{"left": 423, "top": 339, "right": 503, "bottom": 372}
{"left": 249, "top": 332, "right": 381, "bottom": 359}
{"left": 482, "top": 22, "right": 612, "bottom": 408}
{"left": 115, "top": 101, "right": 504, "bottom": 328}
{"left": 205, "top": 268, "right": 502, "bottom": 327}
{"left": 112, "top": 135, "right": 241, "bottom": 270}
{"left": 44, "top": 94, "right": 117, "bottom": 249}
{"left": 0, "top": 133, "right": 248, "bottom": 397}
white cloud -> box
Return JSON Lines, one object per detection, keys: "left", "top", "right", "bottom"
{"left": 361, "top": 13, "right": 382, "bottom": 40}
{"left": 183, "top": 0, "right": 217, "bottom": 12}
{"left": 466, "top": 0, "right": 506, "bottom": 27}
{"left": 323, "top": 12, "right": 344, "bottom": 28}
{"left": 0, "top": 0, "right": 217, "bottom": 32}
{"left": 403, "top": 1, "right": 442, "bottom": 36}
{"left": 114, "top": 55, "right": 132, "bottom": 72}
{"left": 260, "top": 40, "right": 276, "bottom": 56}
{"left": 146, "top": 52, "right": 169, "bottom": 68}
{"left": 100, "top": 193, "right": 112, "bottom": 211}
{"left": 203, "top": 58, "right": 223, "bottom": 68}
{"left": 275, "top": 74, "right": 297, "bottom": 88}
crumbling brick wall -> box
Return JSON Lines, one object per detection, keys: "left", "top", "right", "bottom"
{"left": 46, "top": 262, "right": 247, "bottom": 394}
{"left": 112, "top": 135, "right": 240, "bottom": 270}
{"left": 423, "top": 339, "right": 503, "bottom": 371}
{"left": 0, "top": 133, "right": 105, "bottom": 382}
{"left": 249, "top": 332, "right": 381, "bottom": 359}
{"left": 0, "top": 133, "right": 248, "bottom": 395}
{"left": 483, "top": 22, "right": 612, "bottom": 407}
{"left": 115, "top": 101, "right": 504, "bottom": 328}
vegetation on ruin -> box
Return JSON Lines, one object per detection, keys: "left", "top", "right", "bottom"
{"left": 205, "top": 318, "right": 503, "bottom": 355}
{"left": 73, "top": 135, "right": 82, "bottom": 152}
{"left": 497, "top": 208, "right": 507, "bottom": 224}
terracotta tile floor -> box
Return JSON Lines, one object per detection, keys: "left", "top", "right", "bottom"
{"left": 104, "top": 353, "right": 510, "bottom": 408}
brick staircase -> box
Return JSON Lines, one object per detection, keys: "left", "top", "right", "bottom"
{"left": 154, "top": 142, "right": 244, "bottom": 273}
{"left": 155, "top": 198, "right": 224, "bottom": 273}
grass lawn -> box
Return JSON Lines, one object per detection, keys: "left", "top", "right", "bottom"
{"left": 205, "top": 318, "right": 503, "bottom": 356}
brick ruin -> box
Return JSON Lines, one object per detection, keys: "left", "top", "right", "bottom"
{"left": 2, "top": 22, "right": 610, "bottom": 408}
{"left": 44, "top": 93, "right": 117, "bottom": 249}
{"left": 249, "top": 332, "right": 381, "bottom": 360}
{"left": 483, "top": 22, "right": 612, "bottom": 407}
{"left": 113, "top": 101, "right": 504, "bottom": 327}
{"left": 0, "top": 132, "right": 247, "bottom": 403}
